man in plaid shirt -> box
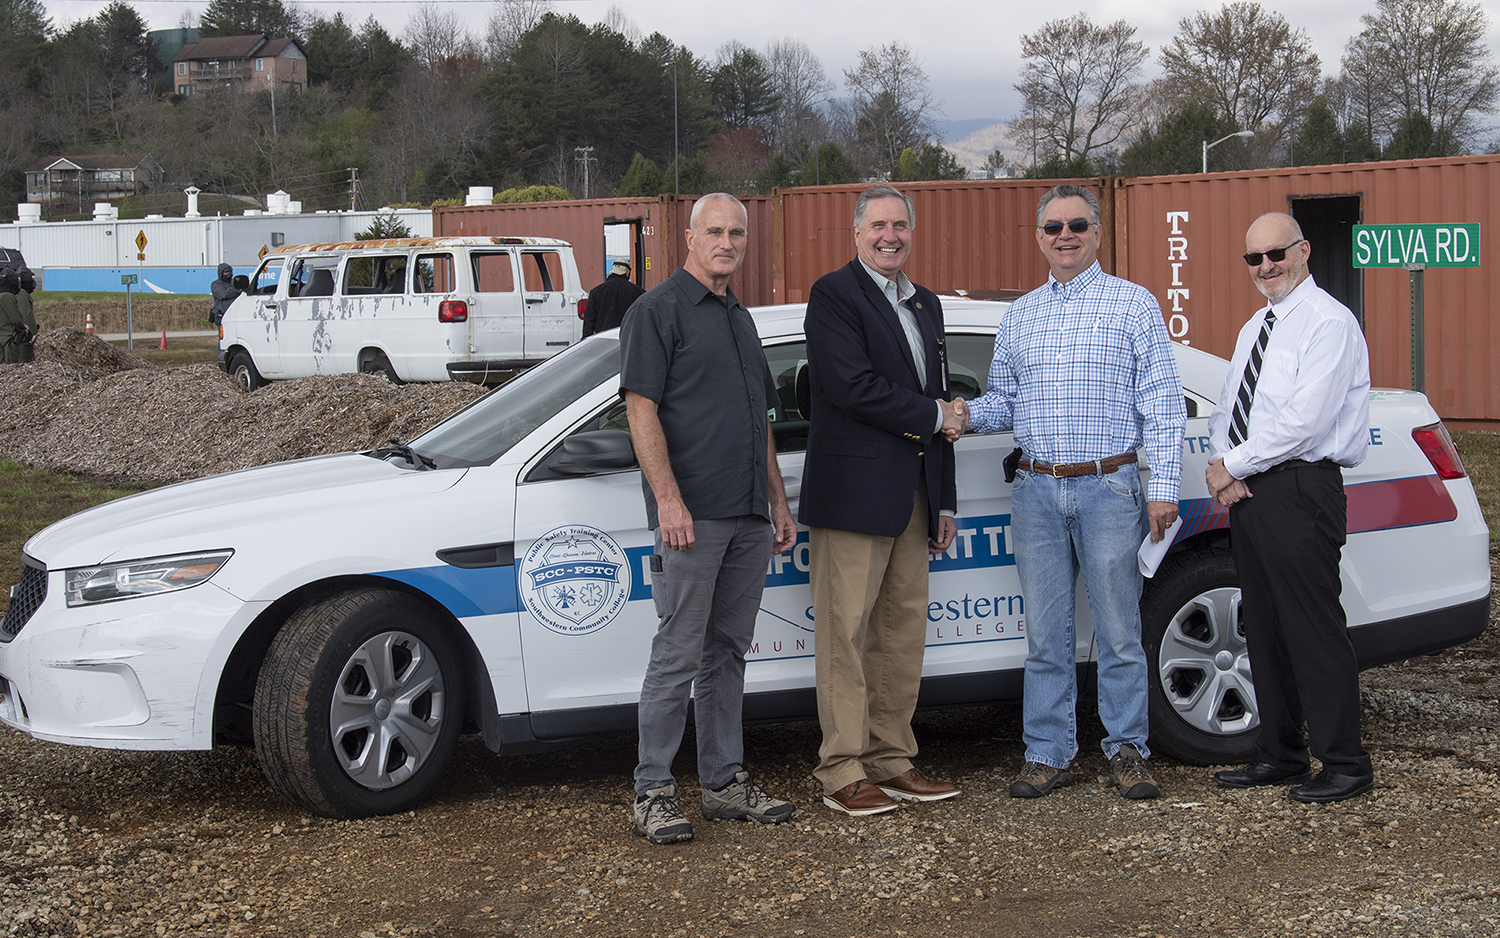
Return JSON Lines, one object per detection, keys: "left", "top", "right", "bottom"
{"left": 966, "top": 184, "right": 1185, "bottom": 801}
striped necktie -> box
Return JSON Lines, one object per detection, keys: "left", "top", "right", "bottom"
{"left": 1228, "top": 307, "right": 1277, "bottom": 447}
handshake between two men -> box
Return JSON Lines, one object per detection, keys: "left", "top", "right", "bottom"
{"left": 939, "top": 397, "right": 968, "bottom": 443}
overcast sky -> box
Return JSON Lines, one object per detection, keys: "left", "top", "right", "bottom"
{"left": 42, "top": 0, "right": 1500, "bottom": 125}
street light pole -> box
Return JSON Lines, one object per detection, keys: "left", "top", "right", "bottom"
{"left": 1202, "top": 130, "right": 1256, "bottom": 174}
{"left": 662, "top": 58, "right": 679, "bottom": 196}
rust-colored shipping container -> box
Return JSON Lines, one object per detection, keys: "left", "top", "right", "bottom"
{"left": 774, "top": 179, "right": 1077, "bottom": 304}
{"left": 1115, "top": 156, "right": 1500, "bottom": 428}
{"left": 433, "top": 195, "right": 775, "bottom": 307}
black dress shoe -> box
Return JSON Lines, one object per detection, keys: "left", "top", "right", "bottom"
{"left": 1213, "top": 761, "right": 1313, "bottom": 789}
{"left": 1289, "top": 770, "right": 1375, "bottom": 804}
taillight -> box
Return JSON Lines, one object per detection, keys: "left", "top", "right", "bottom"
{"left": 438, "top": 300, "right": 468, "bottom": 323}
{"left": 577, "top": 298, "right": 587, "bottom": 320}
{"left": 1412, "top": 421, "right": 1466, "bottom": 479}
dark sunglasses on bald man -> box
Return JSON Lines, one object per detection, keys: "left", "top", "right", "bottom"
{"left": 1243, "top": 239, "right": 1304, "bottom": 266}
{"left": 1039, "top": 219, "right": 1094, "bottom": 236}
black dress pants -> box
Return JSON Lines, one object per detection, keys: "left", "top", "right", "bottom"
{"left": 1229, "top": 460, "right": 1372, "bottom": 777}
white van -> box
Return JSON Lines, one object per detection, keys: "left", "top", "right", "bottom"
{"left": 218, "top": 237, "right": 587, "bottom": 388}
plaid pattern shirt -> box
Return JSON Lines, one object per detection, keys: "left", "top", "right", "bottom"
{"left": 968, "top": 262, "right": 1185, "bottom": 502}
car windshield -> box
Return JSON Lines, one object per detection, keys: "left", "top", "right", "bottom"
{"left": 410, "top": 337, "right": 622, "bottom": 468}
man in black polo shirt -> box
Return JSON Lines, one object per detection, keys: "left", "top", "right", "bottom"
{"left": 619, "top": 193, "right": 799, "bottom": 844}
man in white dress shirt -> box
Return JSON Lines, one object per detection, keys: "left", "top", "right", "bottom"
{"left": 1206, "top": 212, "right": 1375, "bottom": 804}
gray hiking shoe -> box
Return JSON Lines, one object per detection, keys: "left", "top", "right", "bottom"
{"left": 1008, "top": 761, "right": 1075, "bottom": 798}
{"left": 702, "top": 771, "right": 796, "bottom": 824}
{"left": 633, "top": 784, "right": 694, "bottom": 844}
{"left": 1108, "top": 744, "right": 1161, "bottom": 800}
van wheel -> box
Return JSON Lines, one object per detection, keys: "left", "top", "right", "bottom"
{"left": 228, "top": 350, "right": 265, "bottom": 391}
{"left": 252, "top": 589, "right": 465, "bottom": 818}
{"left": 360, "top": 350, "right": 404, "bottom": 385}
{"left": 1141, "top": 549, "right": 1259, "bottom": 765}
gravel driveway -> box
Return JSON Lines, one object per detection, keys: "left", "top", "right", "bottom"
{"left": 2, "top": 552, "right": 1494, "bottom": 938}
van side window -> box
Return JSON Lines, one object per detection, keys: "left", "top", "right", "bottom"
{"left": 470, "top": 253, "right": 516, "bottom": 293}
{"left": 343, "top": 255, "right": 408, "bottom": 295}
{"left": 287, "top": 257, "right": 339, "bottom": 298}
{"left": 522, "top": 251, "right": 564, "bottom": 292}
{"left": 253, "top": 258, "right": 284, "bottom": 295}
{"left": 414, "top": 254, "right": 456, "bottom": 294}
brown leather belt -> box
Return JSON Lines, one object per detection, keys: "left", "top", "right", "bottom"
{"left": 1017, "top": 452, "right": 1138, "bottom": 478}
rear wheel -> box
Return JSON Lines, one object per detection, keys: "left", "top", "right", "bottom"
{"left": 253, "top": 589, "right": 465, "bottom": 818}
{"left": 1141, "top": 549, "right": 1259, "bottom": 765}
{"left": 360, "top": 349, "right": 404, "bottom": 385}
{"left": 228, "top": 349, "right": 264, "bottom": 391}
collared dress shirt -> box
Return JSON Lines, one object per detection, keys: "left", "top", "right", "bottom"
{"left": 1208, "top": 275, "right": 1370, "bottom": 478}
{"left": 857, "top": 258, "right": 945, "bottom": 436}
{"left": 967, "top": 261, "right": 1186, "bottom": 503}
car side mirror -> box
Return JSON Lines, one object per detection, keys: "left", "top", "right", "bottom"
{"left": 545, "top": 429, "right": 638, "bottom": 475}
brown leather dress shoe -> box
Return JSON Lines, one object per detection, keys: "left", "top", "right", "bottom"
{"left": 876, "top": 767, "right": 961, "bottom": 802}
{"left": 823, "top": 779, "right": 900, "bottom": 816}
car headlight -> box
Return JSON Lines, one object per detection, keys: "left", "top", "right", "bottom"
{"left": 65, "top": 551, "right": 234, "bottom": 607}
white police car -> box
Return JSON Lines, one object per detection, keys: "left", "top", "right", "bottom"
{"left": 0, "top": 302, "right": 1489, "bottom": 818}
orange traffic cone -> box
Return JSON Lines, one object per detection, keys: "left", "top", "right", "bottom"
{"left": 159, "top": 331, "right": 167, "bottom": 350}
{"left": 85, "top": 312, "right": 93, "bottom": 334}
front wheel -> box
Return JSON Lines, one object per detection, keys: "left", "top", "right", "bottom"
{"left": 1142, "top": 549, "right": 1259, "bottom": 765}
{"left": 253, "top": 589, "right": 466, "bottom": 818}
{"left": 228, "top": 349, "right": 265, "bottom": 391}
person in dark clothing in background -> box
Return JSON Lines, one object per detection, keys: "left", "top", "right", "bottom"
{"left": 12, "top": 268, "right": 37, "bottom": 362}
{"left": 582, "top": 259, "right": 645, "bottom": 336}
{"left": 209, "top": 263, "right": 239, "bottom": 324}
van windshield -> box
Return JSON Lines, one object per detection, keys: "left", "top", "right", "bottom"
{"left": 409, "top": 337, "right": 621, "bottom": 468}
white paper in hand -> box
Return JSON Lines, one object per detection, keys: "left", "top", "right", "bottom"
{"left": 1138, "top": 516, "right": 1184, "bottom": 578}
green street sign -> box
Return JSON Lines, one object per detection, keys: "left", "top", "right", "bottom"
{"left": 120, "top": 274, "right": 138, "bottom": 284}
{"left": 1352, "top": 223, "right": 1480, "bottom": 268}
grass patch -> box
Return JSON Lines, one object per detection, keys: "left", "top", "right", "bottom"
{"left": 106, "top": 334, "right": 222, "bottom": 368}
{"left": 36, "top": 293, "right": 214, "bottom": 334}
{"left": 1453, "top": 431, "right": 1500, "bottom": 544}
{"left": 0, "top": 462, "right": 146, "bottom": 616}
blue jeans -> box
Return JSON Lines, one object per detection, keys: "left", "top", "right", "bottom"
{"left": 1010, "top": 464, "right": 1151, "bottom": 768}
{"left": 635, "top": 516, "right": 774, "bottom": 794}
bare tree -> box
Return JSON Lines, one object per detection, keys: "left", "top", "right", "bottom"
{"left": 484, "top": 0, "right": 553, "bottom": 66}
{"left": 1340, "top": 0, "right": 1500, "bottom": 151}
{"left": 372, "top": 62, "right": 491, "bottom": 201}
{"left": 842, "top": 42, "right": 938, "bottom": 174}
{"left": 601, "top": 5, "right": 640, "bottom": 45}
{"left": 1009, "top": 13, "right": 1147, "bottom": 169}
{"left": 405, "top": 3, "right": 480, "bottom": 72}
{"left": 1159, "top": 2, "right": 1320, "bottom": 164}
{"left": 764, "top": 37, "right": 832, "bottom": 160}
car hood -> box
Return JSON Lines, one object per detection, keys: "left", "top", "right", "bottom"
{"left": 25, "top": 454, "right": 465, "bottom": 569}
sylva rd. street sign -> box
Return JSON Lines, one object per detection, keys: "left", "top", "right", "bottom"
{"left": 1352, "top": 223, "right": 1480, "bottom": 268}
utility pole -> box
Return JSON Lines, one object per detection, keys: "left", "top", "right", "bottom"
{"left": 347, "top": 168, "right": 359, "bottom": 211}
{"left": 574, "top": 147, "right": 596, "bottom": 199}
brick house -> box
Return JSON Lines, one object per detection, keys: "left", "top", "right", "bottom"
{"left": 170, "top": 35, "right": 307, "bottom": 95}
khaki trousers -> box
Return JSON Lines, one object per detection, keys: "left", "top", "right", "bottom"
{"left": 810, "top": 490, "right": 930, "bottom": 793}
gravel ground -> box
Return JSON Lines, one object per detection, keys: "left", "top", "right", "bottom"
{"left": 0, "top": 330, "right": 1495, "bottom": 937}
{"left": 1, "top": 554, "right": 1494, "bottom": 938}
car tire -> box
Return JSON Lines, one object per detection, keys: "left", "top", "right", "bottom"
{"left": 253, "top": 589, "right": 466, "bottom": 818}
{"left": 360, "top": 350, "right": 404, "bottom": 385}
{"left": 1141, "top": 548, "right": 1259, "bottom": 765}
{"left": 228, "top": 349, "right": 265, "bottom": 391}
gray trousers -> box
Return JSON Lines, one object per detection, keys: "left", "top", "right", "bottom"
{"left": 634, "top": 516, "right": 773, "bottom": 794}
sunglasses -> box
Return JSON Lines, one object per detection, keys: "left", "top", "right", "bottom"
{"left": 1243, "top": 239, "right": 1304, "bottom": 266}
{"left": 1039, "top": 219, "right": 1094, "bottom": 236}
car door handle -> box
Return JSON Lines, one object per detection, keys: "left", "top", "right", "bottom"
{"left": 780, "top": 474, "right": 800, "bottom": 498}
{"left": 525, "top": 296, "right": 549, "bottom": 304}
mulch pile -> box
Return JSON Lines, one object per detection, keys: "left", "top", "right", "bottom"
{"left": 0, "top": 329, "right": 488, "bottom": 485}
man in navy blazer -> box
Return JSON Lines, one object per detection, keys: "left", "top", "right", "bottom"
{"left": 800, "top": 185, "right": 963, "bottom": 816}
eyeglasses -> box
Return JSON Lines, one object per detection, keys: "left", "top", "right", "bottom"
{"left": 1243, "top": 239, "right": 1304, "bottom": 266}
{"left": 1039, "top": 219, "right": 1094, "bottom": 236}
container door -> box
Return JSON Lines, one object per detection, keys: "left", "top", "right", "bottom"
{"left": 519, "top": 249, "right": 576, "bottom": 360}
{"left": 467, "top": 250, "right": 524, "bottom": 364}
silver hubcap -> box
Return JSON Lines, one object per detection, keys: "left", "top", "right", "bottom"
{"left": 1157, "top": 586, "right": 1259, "bottom": 737}
{"left": 330, "top": 631, "right": 446, "bottom": 790}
